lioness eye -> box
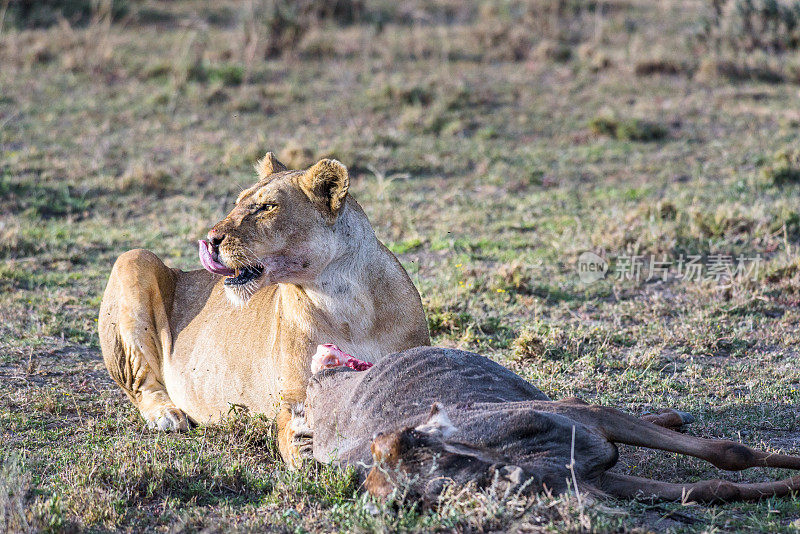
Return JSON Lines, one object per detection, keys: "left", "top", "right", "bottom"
{"left": 254, "top": 203, "right": 277, "bottom": 214}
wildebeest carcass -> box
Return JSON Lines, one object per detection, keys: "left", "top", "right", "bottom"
{"left": 305, "top": 346, "right": 800, "bottom": 504}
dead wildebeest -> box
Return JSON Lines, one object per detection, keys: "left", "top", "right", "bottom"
{"left": 305, "top": 346, "right": 800, "bottom": 505}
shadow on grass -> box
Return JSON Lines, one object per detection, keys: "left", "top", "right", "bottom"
{"left": 118, "top": 465, "right": 272, "bottom": 508}
{"left": 0, "top": 176, "right": 95, "bottom": 219}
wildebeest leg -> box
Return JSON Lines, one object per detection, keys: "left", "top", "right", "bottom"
{"left": 569, "top": 405, "right": 800, "bottom": 502}
{"left": 572, "top": 404, "right": 800, "bottom": 471}
{"left": 558, "top": 397, "right": 693, "bottom": 430}
{"left": 597, "top": 472, "right": 800, "bottom": 503}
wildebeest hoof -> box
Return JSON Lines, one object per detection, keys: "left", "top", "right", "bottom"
{"left": 673, "top": 410, "right": 695, "bottom": 425}
{"left": 642, "top": 408, "right": 695, "bottom": 430}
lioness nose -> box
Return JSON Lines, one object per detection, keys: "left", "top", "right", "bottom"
{"left": 208, "top": 231, "right": 226, "bottom": 250}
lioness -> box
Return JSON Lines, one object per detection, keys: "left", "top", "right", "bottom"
{"left": 98, "top": 153, "right": 430, "bottom": 464}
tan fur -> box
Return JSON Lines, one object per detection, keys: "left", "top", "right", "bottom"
{"left": 98, "top": 153, "right": 430, "bottom": 465}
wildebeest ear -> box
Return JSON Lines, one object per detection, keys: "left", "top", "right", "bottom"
{"left": 415, "top": 402, "right": 457, "bottom": 439}
{"left": 254, "top": 151, "right": 287, "bottom": 179}
{"left": 299, "top": 159, "right": 349, "bottom": 219}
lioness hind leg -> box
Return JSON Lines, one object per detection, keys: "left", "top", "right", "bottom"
{"left": 99, "top": 249, "right": 188, "bottom": 431}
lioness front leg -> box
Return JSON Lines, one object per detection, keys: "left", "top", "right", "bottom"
{"left": 99, "top": 249, "right": 189, "bottom": 431}
{"left": 278, "top": 400, "right": 314, "bottom": 468}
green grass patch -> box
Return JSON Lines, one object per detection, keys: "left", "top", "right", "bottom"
{"left": 386, "top": 237, "right": 424, "bottom": 254}
{"left": 761, "top": 148, "right": 800, "bottom": 186}
{"left": 588, "top": 115, "right": 669, "bottom": 142}
{"left": 0, "top": 175, "right": 90, "bottom": 219}
{"left": 187, "top": 62, "right": 245, "bottom": 86}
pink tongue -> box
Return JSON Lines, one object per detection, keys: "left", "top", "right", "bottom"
{"left": 198, "top": 240, "right": 236, "bottom": 276}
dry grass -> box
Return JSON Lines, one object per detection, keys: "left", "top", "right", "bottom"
{"left": 2, "top": 0, "right": 800, "bottom": 531}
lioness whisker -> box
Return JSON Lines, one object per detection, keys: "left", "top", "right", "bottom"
{"left": 240, "top": 245, "right": 264, "bottom": 268}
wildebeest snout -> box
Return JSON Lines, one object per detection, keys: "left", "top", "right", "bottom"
{"left": 364, "top": 420, "right": 539, "bottom": 504}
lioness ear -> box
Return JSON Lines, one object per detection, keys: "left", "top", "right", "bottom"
{"left": 299, "top": 159, "right": 349, "bottom": 219}
{"left": 255, "top": 152, "right": 287, "bottom": 180}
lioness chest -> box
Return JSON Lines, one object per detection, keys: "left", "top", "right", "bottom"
{"left": 163, "top": 270, "right": 383, "bottom": 423}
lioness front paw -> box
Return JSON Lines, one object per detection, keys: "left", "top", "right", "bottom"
{"left": 285, "top": 405, "right": 314, "bottom": 468}
{"left": 291, "top": 418, "right": 314, "bottom": 457}
{"left": 145, "top": 406, "right": 189, "bottom": 431}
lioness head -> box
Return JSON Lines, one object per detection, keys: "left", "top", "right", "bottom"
{"left": 199, "top": 151, "right": 354, "bottom": 305}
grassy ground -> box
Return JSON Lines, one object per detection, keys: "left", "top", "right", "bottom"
{"left": 2, "top": 0, "right": 800, "bottom": 531}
